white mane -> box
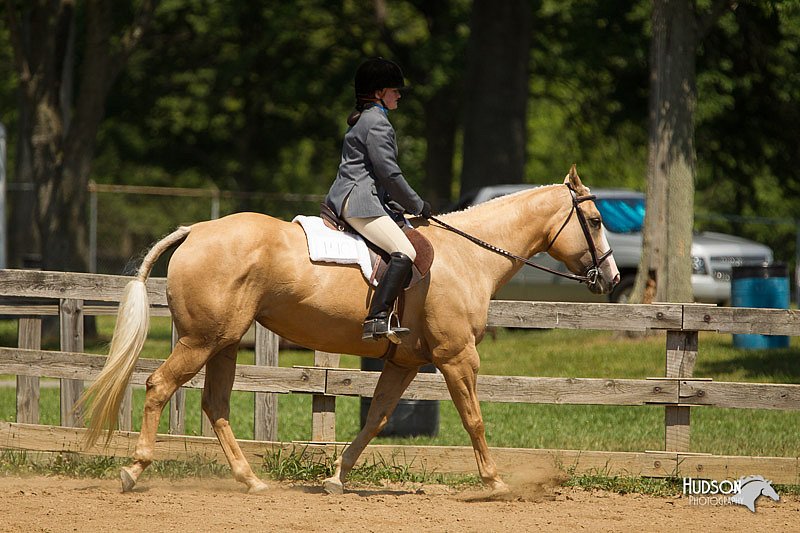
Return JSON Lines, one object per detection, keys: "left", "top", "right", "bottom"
{"left": 442, "top": 183, "right": 561, "bottom": 219}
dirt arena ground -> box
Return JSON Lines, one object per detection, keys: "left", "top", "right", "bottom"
{"left": 0, "top": 474, "right": 797, "bottom": 532}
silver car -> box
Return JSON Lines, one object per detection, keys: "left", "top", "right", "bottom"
{"left": 451, "top": 186, "right": 773, "bottom": 304}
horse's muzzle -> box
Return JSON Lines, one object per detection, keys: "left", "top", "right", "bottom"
{"left": 588, "top": 271, "right": 620, "bottom": 295}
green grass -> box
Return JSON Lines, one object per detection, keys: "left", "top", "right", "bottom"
{"left": 0, "top": 447, "right": 480, "bottom": 488}
{"left": 2, "top": 316, "right": 800, "bottom": 461}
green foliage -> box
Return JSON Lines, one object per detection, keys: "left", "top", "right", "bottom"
{"left": 527, "top": 0, "right": 650, "bottom": 187}
{"left": 0, "top": 21, "right": 18, "bottom": 171}
{"left": 95, "top": 0, "right": 375, "bottom": 194}
{"left": 565, "top": 473, "right": 682, "bottom": 497}
{"left": 262, "top": 446, "right": 332, "bottom": 481}
{"left": 4, "top": 1, "right": 799, "bottom": 266}
{"left": 694, "top": 2, "right": 800, "bottom": 267}
{"left": 0, "top": 450, "right": 230, "bottom": 480}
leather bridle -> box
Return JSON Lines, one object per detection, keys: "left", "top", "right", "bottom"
{"left": 428, "top": 184, "right": 613, "bottom": 286}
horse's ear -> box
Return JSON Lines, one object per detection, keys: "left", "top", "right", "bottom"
{"left": 563, "top": 164, "right": 584, "bottom": 190}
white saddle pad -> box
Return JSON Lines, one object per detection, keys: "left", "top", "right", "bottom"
{"left": 292, "top": 215, "right": 375, "bottom": 284}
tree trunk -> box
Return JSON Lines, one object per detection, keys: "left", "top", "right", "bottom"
{"left": 460, "top": 0, "right": 531, "bottom": 195}
{"left": 372, "top": 0, "right": 466, "bottom": 209}
{"left": 631, "top": 0, "right": 698, "bottom": 304}
{"left": 9, "top": 87, "right": 37, "bottom": 268}
{"left": 6, "top": 0, "right": 157, "bottom": 272}
{"left": 423, "top": 89, "right": 459, "bottom": 210}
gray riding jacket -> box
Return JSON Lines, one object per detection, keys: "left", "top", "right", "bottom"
{"left": 325, "top": 105, "right": 424, "bottom": 220}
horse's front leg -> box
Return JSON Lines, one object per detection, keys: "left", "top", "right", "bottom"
{"left": 322, "top": 360, "right": 418, "bottom": 494}
{"left": 438, "top": 346, "right": 509, "bottom": 495}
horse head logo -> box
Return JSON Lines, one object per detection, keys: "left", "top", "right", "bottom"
{"left": 730, "top": 475, "right": 780, "bottom": 512}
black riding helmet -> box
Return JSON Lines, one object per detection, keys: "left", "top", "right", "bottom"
{"left": 354, "top": 57, "right": 406, "bottom": 99}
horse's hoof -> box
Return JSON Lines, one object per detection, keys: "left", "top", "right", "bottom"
{"left": 489, "top": 481, "right": 511, "bottom": 498}
{"left": 120, "top": 467, "right": 136, "bottom": 493}
{"left": 247, "top": 480, "right": 269, "bottom": 494}
{"left": 322, "top": 477, "right": 344, "bottom": 495}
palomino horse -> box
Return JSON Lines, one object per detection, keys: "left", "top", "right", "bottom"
{"left": 79, "top": 165, "right": 619, "bottom": 495}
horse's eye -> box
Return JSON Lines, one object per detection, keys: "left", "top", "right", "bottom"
{"left": 590, "top": 217, "right": 602, "bottom": 229}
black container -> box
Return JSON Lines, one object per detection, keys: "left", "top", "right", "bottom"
{"left": 360, "top": 358, "right": 439, "bottom": 437}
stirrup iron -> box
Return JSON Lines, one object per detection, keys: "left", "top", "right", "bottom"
{"left": 362, "top": 311, "right": 409, "bottom": 344}
{"left": 385, "top": 310, "right": 410, "bottom": 344}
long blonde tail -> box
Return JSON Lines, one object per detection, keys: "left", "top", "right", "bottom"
{"left": 78, "top": 226, "right": 192, "bottom": 449}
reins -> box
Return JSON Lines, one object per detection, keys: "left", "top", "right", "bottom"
{"left": 428, "top": 185, "right": 612, "bottom": 285}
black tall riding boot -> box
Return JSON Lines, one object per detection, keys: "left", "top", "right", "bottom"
{"left": 362, "top": 252, "right": 413, "bottom": 343}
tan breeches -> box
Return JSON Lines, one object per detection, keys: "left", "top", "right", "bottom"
{"left": 344, "top": 214, "right": 416, "bottom": 261}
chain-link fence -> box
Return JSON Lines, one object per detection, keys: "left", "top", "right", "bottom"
{"left": 5, "top": 182, "right": 324, "bottom": 276}
{"left": 87, "top": 183, "right": 325, "bottom": 276}
{"left": 6, "top": 182, "right": 800, "bottom": 301}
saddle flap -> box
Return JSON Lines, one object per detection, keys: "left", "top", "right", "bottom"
{"left": 370, "top": 226, "right": 434, "bottom": 289}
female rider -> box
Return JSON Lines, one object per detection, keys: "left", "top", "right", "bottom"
{"left": 325, "top": 58, "right": 431, "bottom": 343}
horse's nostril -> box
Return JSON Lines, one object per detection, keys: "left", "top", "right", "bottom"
{"left": 613, "top": 273, "right": 620, "bottom": 286}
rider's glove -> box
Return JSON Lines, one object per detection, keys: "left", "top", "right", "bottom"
{"left": 420, "top": 201, "right": 433, "bottom": 219}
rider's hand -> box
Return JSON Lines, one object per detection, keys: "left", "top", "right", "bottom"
{"left": 420, "top": 201, "right": 433, "bottom": 219}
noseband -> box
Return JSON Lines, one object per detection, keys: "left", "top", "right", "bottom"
{"left": 428, "top": 184, "right": 613, "bottom": 285}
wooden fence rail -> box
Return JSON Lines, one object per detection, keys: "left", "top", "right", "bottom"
{"left": 3, "top": 346, "right": 799, "bottom": 410}
{"left": 1, "top": 269, "right": 799, "bottom": 483}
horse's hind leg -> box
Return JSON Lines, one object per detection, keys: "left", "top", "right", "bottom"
{"left": 322, "top": 360, "right": 418, "bottom": 494}
{"left": 121, "top": 339, "right": 212, "bottom": 492}
{"left": 201, "top": 343, "right": 268, "bottom": 493}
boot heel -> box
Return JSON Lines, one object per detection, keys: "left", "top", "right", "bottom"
{"left": 362, "top": 318, "right": 384, "bottom": 341}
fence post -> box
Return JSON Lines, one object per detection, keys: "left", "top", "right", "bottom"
{"left": 254, "top": 324, "right": 279, "bottom": 441}
{"left": 664, "top": 329, "right": 698, "bottom": 452}
{"left": 117, "top": 312, "right": 134, "bottom": 431}
{"left": 16, "top": 317, "right": 42, "bottom": 424}
{"left": 211, "top": 188, "right": 220, "bottom": 220}
{"left": 312, "top": 351, "right": 340, "bottom": 442}
{"left": 59, "top": 298, "right": 84, "bottom": 427}
{"left": 0, "top": 121, "right": 6, "bottom": 269}
{"left": 201, "top": 399, "right": 215, "bottom": 437}
{"left": 169, "top": 322, "right": 186, "bottom": 435}
{"left": 89, "top": 181, "right": 97, "bottom": 273}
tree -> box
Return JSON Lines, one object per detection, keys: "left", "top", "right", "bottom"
{"left": 372, "top": 0, "right": 470, "bottom": 209}
{"left": 4, "top": 0, "right": 158, "bottom": 271}
{"left": 694, "top": 3, "right": 800, "bottom": 266}
{"left": 631, "top": 0, "right": 732, "bottom": 304}
{"left": 526, "top": 0, "right": 650, "bottom": 187}
{"left": 459, "top": 0, "right": 531, "bottom": 195}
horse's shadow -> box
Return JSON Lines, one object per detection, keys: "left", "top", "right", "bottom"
{"left": 696, "top": 346, "right": 800, "bottom": 383}
{"left": 291, "top": 485, "right": 417, "bottom": 497}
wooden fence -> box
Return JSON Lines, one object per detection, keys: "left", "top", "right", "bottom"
{"left": 1, "top": 269, "right": 799, "bottom": 483}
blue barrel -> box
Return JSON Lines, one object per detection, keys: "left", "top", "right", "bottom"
{"left": 731, "top": 263, "right": 790, "bottom": 349}
{"left": 360, "top": 358, "right": 439, "bottom": 437}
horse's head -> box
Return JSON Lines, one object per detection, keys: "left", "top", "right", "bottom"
{"left": 762, "top": 483, "right": 781, "bottom": 502}
{"left": 546, "top": 165, "right": 620, "bottom": 294}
